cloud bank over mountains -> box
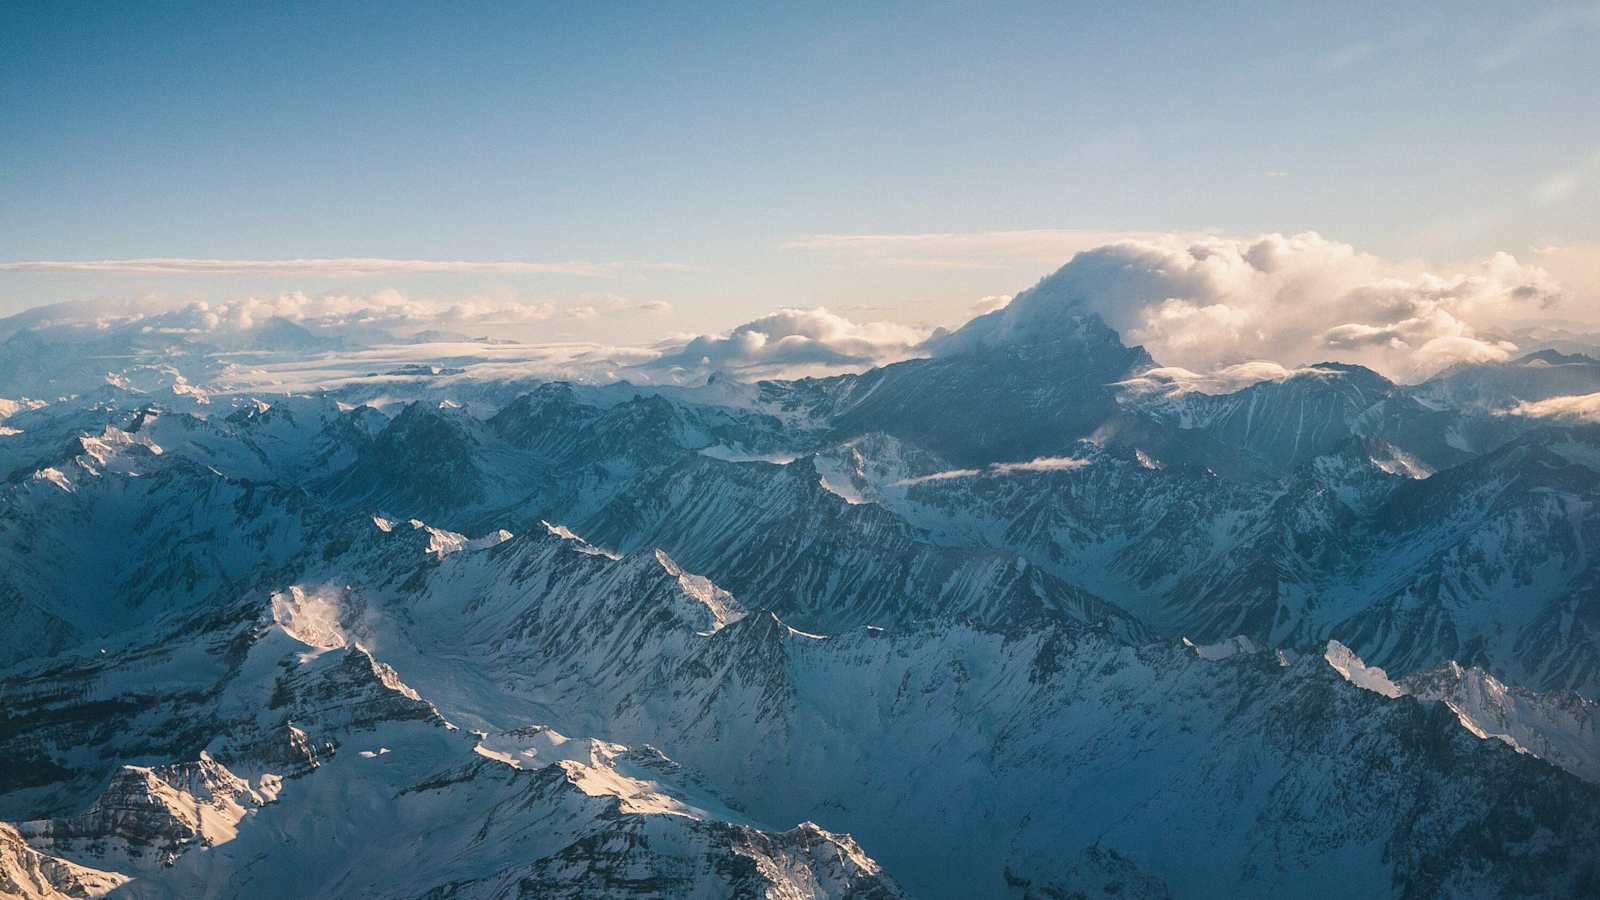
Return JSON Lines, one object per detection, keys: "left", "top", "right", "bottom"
{"left": 649, "top": 307, "right": 927, "bottom": 376}
{"left": 0, "top": 290, "right": 604, "bottom": 342}
{"left": 949, "top": 232, "right": 1568, "bottom": 381}
{"left": 169, "top": 290, "right": 570, "bottom": 332}
{"left": 2, "top": 232, "right": 1591, "bottom": 388}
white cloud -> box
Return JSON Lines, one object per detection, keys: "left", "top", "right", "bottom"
{"left": 0, "top": 257, "right": 691, "bottom": 277}
{"left": 971, "top": 294, "right": 1013, "bottom": 315}
{"left": 951, "top": 232, "right": 1565, "bottom": 381}
{"left": 649, "top": 307, "right": 928, "bottom": 375}
{"left": 12, "top": 289, "right": 575, "bottom": 341}
{"left": 1500, "top": 391, "right": 1600, "bottom": 424}
{"left": 197, "top": 290, "right": 565, "bottom": 331}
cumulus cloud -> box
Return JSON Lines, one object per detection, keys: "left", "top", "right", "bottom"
{"left": 953, "top": 232, "right": 1564, "bottom": 381}
{"left": 1500, "top": 391, "right": 1600, "bottom": 424}
{"left": 649, "top": 307, "right": 928, "bottom": 376}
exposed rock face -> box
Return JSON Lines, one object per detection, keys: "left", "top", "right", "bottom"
{"left": 0, "top": 822, "right": 127, "bottom": 900}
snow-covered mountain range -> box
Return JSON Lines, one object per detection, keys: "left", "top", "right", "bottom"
{"left": 2, "top": 263, "right": 1598, "bottom": 898}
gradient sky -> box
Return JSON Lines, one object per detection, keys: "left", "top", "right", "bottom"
{"left": 2, "top": 1, "right": 1597, "bottom": 339}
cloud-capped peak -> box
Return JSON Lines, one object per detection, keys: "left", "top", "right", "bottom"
{"left": 931, "top": 232, "right": 1566, "bottom": 382}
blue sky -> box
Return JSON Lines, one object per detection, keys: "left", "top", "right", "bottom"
{"left": 2, "top": 1, "right": 1597, "bottom": 340}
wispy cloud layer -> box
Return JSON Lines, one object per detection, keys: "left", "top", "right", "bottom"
{"left": 2, "top": 289, "right": 595, "bottom": 344}
{"left": 0, "top": 257, "right": 680, "bottom": 277}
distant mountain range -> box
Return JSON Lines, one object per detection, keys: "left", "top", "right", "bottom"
{"left": 2, "top": 267, "right": 1598, "bottom": 898}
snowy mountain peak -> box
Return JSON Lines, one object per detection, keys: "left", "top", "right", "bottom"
{"left": 1327, "top": 640, "right": 1599, "bottom": 782}
{"left": 653, "top": 549, "right": 747, "bottom": 633}
{"left": 1324, "top": 639, "right": 1406, "bottom": 698}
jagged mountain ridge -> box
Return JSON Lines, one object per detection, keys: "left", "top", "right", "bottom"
{"left": 6, "top": 516, "right": 1597, "bottom": 896}
{"left": 181, "top": 520, "right": 1600, "bottom": 897}
{"left": 0, "top": 585, "right": 903, "bottom": 898}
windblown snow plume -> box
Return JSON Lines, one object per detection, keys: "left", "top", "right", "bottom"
{"left": 894, "top": 455, "right": 1091, "bottom": 485}
{"left": 1114, "top": 362, "right": 1342, "bottom": 398}
{"left": 1500, "top": 390, "right": 1600, "bottom": 424}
